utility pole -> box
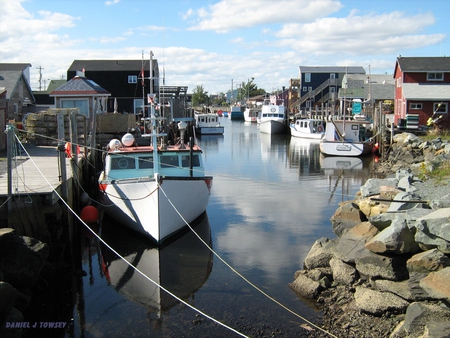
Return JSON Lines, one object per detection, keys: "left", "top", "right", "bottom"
{"left": 37, "top": 66, "right": 44, "bottom": 91}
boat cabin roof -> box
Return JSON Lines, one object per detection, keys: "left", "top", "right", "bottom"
{"left": 108, "top": 143, "right": 203, "bottom": 154}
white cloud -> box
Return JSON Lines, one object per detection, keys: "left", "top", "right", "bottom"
{"left": 105, "top": 0, "right": 120, "bottom": 6}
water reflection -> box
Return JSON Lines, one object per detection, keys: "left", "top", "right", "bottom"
{"left": 288, "top": 137, "right": 322, "bottom": 178}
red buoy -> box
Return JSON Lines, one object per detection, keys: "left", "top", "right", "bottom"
{"left": 80, "top": 206, "right": 99, "bottom": 223}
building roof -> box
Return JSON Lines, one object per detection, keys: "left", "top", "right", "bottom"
{"left": 0, "top": 69, "right": 34, "bottom": 101}
{"left": 402, "top": 83, "right": 450, "bottom": 100}
{"left": 299, "top": 66, "right": 366, "bottom": 74}
{"left": 0, "top": 63, "right": 31, "bottom": 71}
{"left": 68, "top": 59, "right": 157, "bottom": 72}
{"left": 50, "top": 76, "right": 110, "bottom": 96}
{"left": 396, "top": 56, "right": 450, "bottom": 72}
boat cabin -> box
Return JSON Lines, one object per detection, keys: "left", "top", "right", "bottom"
{"left": 294, "top": 119, "right": 325, "bottom": 133}
{"left": 104, "top": 147, "right": 205, "bottom": 180}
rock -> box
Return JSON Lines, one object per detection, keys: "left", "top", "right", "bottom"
{"left": 360, "top": 178, "right": 398, "bottom": 198}
{"left": 356, "top": 197, "right": 390, "bottom": 218}
{"left": 330, "top": 202, "right": 367, "bottom": 237}
{"left": 333, "top": 221, "right": 379, "bottom": 264}
{"left": 289, "top": 272, "right": 323, "bottom": 299}
{"left": 421, "top": 321, "right": 450, "bottom": 338}
{"left": 408, "top": 272, "right": 431, "bottom": 301}
{"left": 420, "top": 267, "right": 450, "bottom": 301}
{"left": 0, "top": 231, "right": 50, "bottom": 289}
{"left": 387, "top": 191, "right": 425, "bottom": 212}
{"left": 406, "top": 249, "right": 450, "bottom": 273}
{"left": 355, "top": 251, "right": 410, "bottom": 281}
{"left": 354, "top": 286, "right": 409, "bottom": 316}
{"left": 365, "top": 214, "right": 420, "bottom": 254}
{"left": 305, "top": 267, "right": 333, "bottom": 282}
{"left": 303, "top": 237, "right": 336, "bottom": 270}
{"left": 403, "top": 302, "right": 450, "bottom": 337}
{"left": 415, "top": 219, "right": 450, "bottom": 253}
{"left": 329, "top": 257, "right": 357, "bottom": 285}
{"left": 369, "top": 212, "right": 397, "bottom": 231}
{"left": 375, "top": 279, "right": 415, "bottom": 301}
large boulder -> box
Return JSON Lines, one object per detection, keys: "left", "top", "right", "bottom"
{"left": 329, "top": 257, "right": 357, "bottom": 285}
{"left": 415, "top": 220, "right": 450, "bottom": 253}
{"left": 406, "top": 249, "right": 450, "bottom": 273}
{"left": 374, "top": 279, "right": 415, "bottom": 301}
{"left": 330, "top": 202, "right": 367, "bottom": 237}
{"left": 289, "top": 271, "right": 323, "bottom": 299}
{"left": 402, "top": 302, "right": 450, "bottom": 337}
{"left": 419, "top": 267, "right": 450, "bottom": 301}
{"left": 355, "top": 251, "right": 410, "bottom": 281}
{"left": 354, "top": 286, "right": 409, "bottom": 316}
{"left": 360, "top": 178, "right": 397, "bottom": 198}
{"left": 365, "top": 214, "right": 420, "bottom": 254}
{"left": 303, "top": 237, "right": 336, "bottom": 270}
{"left": 333, "top": 221, "right": 379, "bottom": 264}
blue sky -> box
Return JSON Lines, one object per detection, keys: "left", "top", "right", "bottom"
{"left": 1, "top": 0, "right": 449, "bottom": 94}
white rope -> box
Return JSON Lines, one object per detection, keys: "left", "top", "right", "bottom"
{"left": 158, "top": 183, "right": 338, "bottom": 338}
{"left": 12, "top": 134, "right": 248, "bottom": 338}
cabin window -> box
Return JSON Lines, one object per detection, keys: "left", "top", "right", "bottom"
{"left": 61, "top": 99, "right": 89, "bottom": 117}
{"left": 434, "top": 102, "right": 448, "bottom": 114}
{"left": 128, "top": 75, "right": 137, "bottom": 84}
{"left": 160, "top": 155, "right": 179, "bottom": 168}
{"left": 138, "top": 156, "right": 154, "bottom": 169}
{"left": 427, "top": 73, "right": 443, "bottom": 81}
{"left": 410, "top": 103, "right": 423, "bottom": 110}
{"left": 181, "top": 154, "right": 200, "bottom": 167}
{"left": 111, "top": 156, "right": 136, "bottom": 170}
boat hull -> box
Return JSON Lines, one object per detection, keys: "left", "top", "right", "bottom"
{"left": 259, "top": 120, "right": 286, "bottom": 134}
{"left": 195, "top": 126, "right": 224, "bottom": 135}
{"left": 100, "top": 176, "right": 212, "bottom": 243}
{"left": 319, "top": 140, "right": 373, "bottom": 156}
{"left": 289, "top": 126, "right": 323, "bottom": 139}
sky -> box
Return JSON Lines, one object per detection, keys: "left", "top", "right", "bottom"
{"left": 1, "top": 0, "right": 449, "bottom": 95}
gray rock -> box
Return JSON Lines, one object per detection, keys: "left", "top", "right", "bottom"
{"left": 422, "top": 321, "right": 450, "bottom": 338}
{"left": 329, "top": 257, "right": 357, "bottom": 285}
{"left": 303, "top": 237, "right": 336, "bottom": 270}
{"left": 360, "top": 178, "right": 398, "bottom": 198}
{"left": 406, "top": 249, "right": 450, "bottom": 274}
{"left": 330, "top": 202, "right": 367, "bottom": 237}
{"left": 369, "top": 212, "right": 397, "bottom": 231}
{"left": 305, "top": 267, "right": 333, "bottom": 282}
{"left": 387, "top": 191, "right": 423, "bottom": 212}
{"left": 403, "top": 302, "right": 450, "bottom": 337}
{"left": 408, "top": 272, "right": 431, "bottom": 301}
{"left": 375, "top": 279, "right": 415, "bottom": 301}
{"left": 289, "top": 272, "right": 323, "bottom": 299}
{"left": 415, "top": 219, "right": 450, "bottom": 253}
{"left": 355, "top": 251, "right": 410, "bottom": 281}
{"left": 365, "top": 214, "right": 420, "bottom": 254}
{"left": 333, "top": 221, "right": 379, "bottom": 264}
{"left": 354, "top": 286, "right": 409, "bottom": 316}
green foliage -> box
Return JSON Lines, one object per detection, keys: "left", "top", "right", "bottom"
{"left": 192, "top": 85, "right": 209, "bottom": 106}
{"left": 236, "top": 78, "right": 265, "bottom": 101}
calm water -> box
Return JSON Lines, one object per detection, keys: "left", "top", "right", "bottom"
{"left": 60, "top": 117, "right": 375, "bottom": 337}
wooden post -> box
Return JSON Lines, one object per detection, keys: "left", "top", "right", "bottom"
{"left": 57, "top": 114, "right": 67, "bottom": 200}
{"left": 6, "top": 124, "right": 13, "bottom": 224}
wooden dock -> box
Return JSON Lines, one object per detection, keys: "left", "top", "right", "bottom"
{"left": 0, "top": 144, "right": 76, "bottom": 244}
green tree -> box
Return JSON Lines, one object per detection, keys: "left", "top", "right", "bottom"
{"left": 237, "top": 78, "right": 265, "bottom": 102}
{"left": 192, "top": 85, "right": 209, "bottom": 107}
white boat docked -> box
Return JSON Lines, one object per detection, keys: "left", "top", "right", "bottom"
{"left": 258, "top": 96, "right": 287, "bottom": 134}
{"left": 98, "top": 121, "right": 213, "bottom": 244}
{"left": 244, "top": 107, "right": 260, "bottom": 122}
{"left": 290, "top": 118, "right": 325, "bottom": 139}
{"left": 194, "top": 112, "right": 224, "bottom": 135}
{"left": 230, "top": 105, "right": 245, "bottom": 120}
{"left": 319, "top": 119, "right": 374, "bottom": 157}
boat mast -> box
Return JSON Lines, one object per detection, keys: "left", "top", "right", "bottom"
{"left": 149, "top": 51, "right": 159, "bottom": 170}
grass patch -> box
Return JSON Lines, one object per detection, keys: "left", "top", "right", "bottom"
{"left": 421, "top": 129, "right": 450, "bottom": 142}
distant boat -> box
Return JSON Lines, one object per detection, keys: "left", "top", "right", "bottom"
{"left": 319, "top": 119, "right": 374, "bottom": 157}
{"left": 230, "top": 105, "right": 245, "bottom": 120}
{"left": 222, "top": 111, "right": 229, "bottom": 117}
{"left": 194, "top": 111, "right": 224, "bottom": 135}
{"left": 290, "top": 118, "right": 325, "bottom": 139}
{"left": 258, "top": 95, "right": 287, "bottom": 134}
{"left": 244, "top": 107, "right": 260, "bottom": 122}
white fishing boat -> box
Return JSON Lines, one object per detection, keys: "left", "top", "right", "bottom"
{"left": 98, "top": 60, "right": 213, "bottom": 243}
{"left": 319, "top": 119, "right": 374, "bottom": 157}
{"left": 243, "top": 107, "right": 260, "bottom": 122}
{"left": 289, "top": 118, "right": 325, "bottom": 139}
{"left": 258, "top": 95, "right": 287, "bottom": 134}
{"left": 194, "top": 111, "right": 224, "bottom": 135}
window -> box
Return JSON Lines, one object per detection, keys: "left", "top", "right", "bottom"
{"left": 330, "top": 74, "right": 335, "bottom": 79}
{"left": 128, "top": 75, "right": 138, "bottom": 83}
{"left": 138, "top": 156, "right": 154, "bottom": 169}
{"left": 302, "top": 86, "right": 307, "bottom": 92}
{"left": 410, "top": 103, "right": 423, "bottom": 110}
{"left": 305, "top": 73, "right": 311, "bottom": 82}
{"left": 134, "top": 99, "right": 144, "bottom": 115}
{"left": 427, "top": 73, "right": 443, "bottom": 81}
{"left": 434, "top": 102, "right": 448, "bottom": 113}
{"left": 181, "top": 155, "right": 200, "bottom": 167}
{"left": 61, "top": 99, "right": 89, "bottom": 117}
{"left": 111, "top": 156, "right": 136, "bottom": 170}
{"left": 160, "top": 155, "right": 179, "bottom": 168}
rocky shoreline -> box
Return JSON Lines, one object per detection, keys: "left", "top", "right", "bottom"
{"left": 291, "top": 133, "right": 450, "bottom": 338}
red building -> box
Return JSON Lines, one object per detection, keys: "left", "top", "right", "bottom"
{"left": 393, "top": 56, "right": 450, "bottom": 130}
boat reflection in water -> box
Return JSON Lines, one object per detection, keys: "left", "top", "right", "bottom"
{"left": 99, "top": 211, "right": 213, "bottom": 317}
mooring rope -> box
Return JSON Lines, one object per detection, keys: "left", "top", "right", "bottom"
{"left": 11, "top": 134, "right": 249, "bottom": 337}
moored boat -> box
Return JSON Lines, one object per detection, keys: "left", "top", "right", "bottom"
{"left": 244, "top": 107, "right": 260, "bottom": 122}
{"left": 230, "top": 105, "right": 245, "bottom": 120}
{"left": 98, "top": 119, "right": 213, "bottom": 243}
{"left": 258, "top": 95, "right": 287, "bottom": 134}
{"left": 319, "top": 119, "right": 373, "bottom": 157}
{"left": 194, "top": 111, "right": 224, "bottom": 135}
{"left": 290, "top": 118, "right": 325, "bottom": 139}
